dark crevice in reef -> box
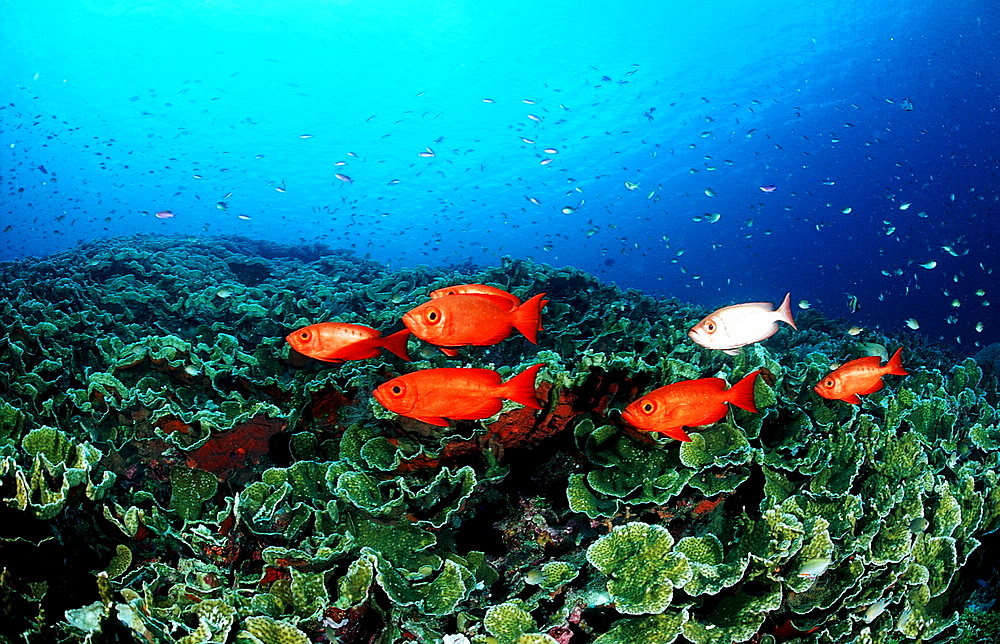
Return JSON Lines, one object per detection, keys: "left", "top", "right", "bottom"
{"left": 0, "top": 503, "right": 113, "bottom": 640}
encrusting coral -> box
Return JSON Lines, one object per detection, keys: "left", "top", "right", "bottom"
{"left": 0, "top": 233, "right": 997, "bottom": 644}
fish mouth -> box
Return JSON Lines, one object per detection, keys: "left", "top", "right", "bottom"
{"left": 620, "top": 408, "right": 641, "bottom": 429}
{"left": 372, "top": 386, "right": 390, "bottom": 410}
{"left": 401, "top": 312, "right": 418, "bottom": 332}
{"left": 687, "top": 328, "right": 706, "bottom": 345}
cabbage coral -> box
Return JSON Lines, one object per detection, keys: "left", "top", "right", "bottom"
{"left": 0, "top": 234, "right": 996, "bottom": 643}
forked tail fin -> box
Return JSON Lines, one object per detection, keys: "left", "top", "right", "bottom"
{"left": 381, "top": 329, "right": 411, "bottom": 361}
{"left": 502, "top": 363, "right": 544, "bottom": 409}
{"left": 885, "top": 347, "right": 908, "bottom": 376}
{"left": 777, "top": 292, "right": 797, "bottom": 330}
{"left": 511, "top": 293, "right": 547, "bottom": 344}
{"left": 726, "top": 369, "right": 761, "bottom": 413}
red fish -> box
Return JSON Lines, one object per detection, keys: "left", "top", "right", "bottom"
{"left": 373, "top": 364, "right": 544, "bottom": 426}
{"left": 814, "top": 347, "right": 907, "bottom": 404}
{"left": 403, "top": 292, "right": 546, "bottom": 356}
{"left": 621, "top": 370, "right": 762, "bottom": 442}
{"left": 286, "top": 323, "right": 410, "bottom": 363}
{"left": 430, "top": 284, "right": 546, "bottom": 331}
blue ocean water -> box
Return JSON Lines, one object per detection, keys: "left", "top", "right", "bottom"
{"left": 2, "top": 0, "right": 998, "bottom": 347}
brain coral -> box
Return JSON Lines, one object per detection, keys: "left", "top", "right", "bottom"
{"left": 0, "top": 234, "right": 997, "bottom": 644}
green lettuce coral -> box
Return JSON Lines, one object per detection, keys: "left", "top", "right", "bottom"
{"left": 0, "top": 234, "right": 996, "bottom": 644}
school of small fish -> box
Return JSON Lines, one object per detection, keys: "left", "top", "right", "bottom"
{"left": 3, "top": 64, "right": 992, "bottom": 349}
{"left": 287, "top": 285, "right": 909, "bottom": 438}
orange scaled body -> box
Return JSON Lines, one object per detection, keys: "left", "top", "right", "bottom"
{"left": 622, "top": 370, "right": 761, "bottom": 442}
{"left": 373, "top": 364, "right": 544, "bottom": 426}
{"left": 286, "top": 323, "right": 411, "bottom": 363}
{"left": 403, "top": 291, "right": 546, "bottom": 356}
{"left": 430, "top": 283, "right": 522, "bottom": 309}
{"left": 814, "top": 347, "right": 907, "bottom": 404}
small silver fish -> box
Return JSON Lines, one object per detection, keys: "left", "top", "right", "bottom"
{"left": 796, "top": 557, "right": 832, "bottom": 580}
{"left": 864, "top": 598, "right": 891, "bottom": 622}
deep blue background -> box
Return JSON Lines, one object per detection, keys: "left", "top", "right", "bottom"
{"left": 2, "top": 0, "right": 998, "bottom": 348}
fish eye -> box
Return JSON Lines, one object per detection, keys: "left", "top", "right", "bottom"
{"left": 391, "top": 385, "right": 402, "bottom": 395}
{"left": 426, "top": 308, "right": 441, "bottom": 324}
{"left": 823, "top": 378, "right": 834, "bottom": 388}
{"left": 642, "top": 402, "right": 653, "bottom": 413}
{"left": 299, "top": 332, "right": 309, "bottom": 340}
{"left": 705, "top": 322, "right": 716, "bottom": 333}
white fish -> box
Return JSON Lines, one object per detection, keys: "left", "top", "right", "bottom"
{"left": 861, "top": 342, "right": 889, "bottom": 362}
{"left": 796, "top": 557, "right": 832, "bottom": 580}
{"left": 906, "top": 319, "right": 920, "bottom": 330}
{"left": 688, "top": 293, "right": 797, "bottom": 355}
{"left": 864, "top": 598, "right": 891, "bottom": 623}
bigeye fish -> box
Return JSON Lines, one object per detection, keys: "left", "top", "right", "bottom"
{"left": 373, "top": 364, "right": 543, "bottom": 426}
{"left": 688, "top": 293, "right": 797, "bottom": 355}
{"left": 814, "top": 348, "right": 908, "bottom": 404}
{"left": 404, "top": 291, "right": 547, "bottom": 357}
{"left": 287, "top": 323, "right": 411, "bottom": 363}
{"left": 621, "top": 370, "right": 762, "bottom": 442}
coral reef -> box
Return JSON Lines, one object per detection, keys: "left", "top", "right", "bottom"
{"left": 0, "top": 233, "right": 997, "bottom": 643}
